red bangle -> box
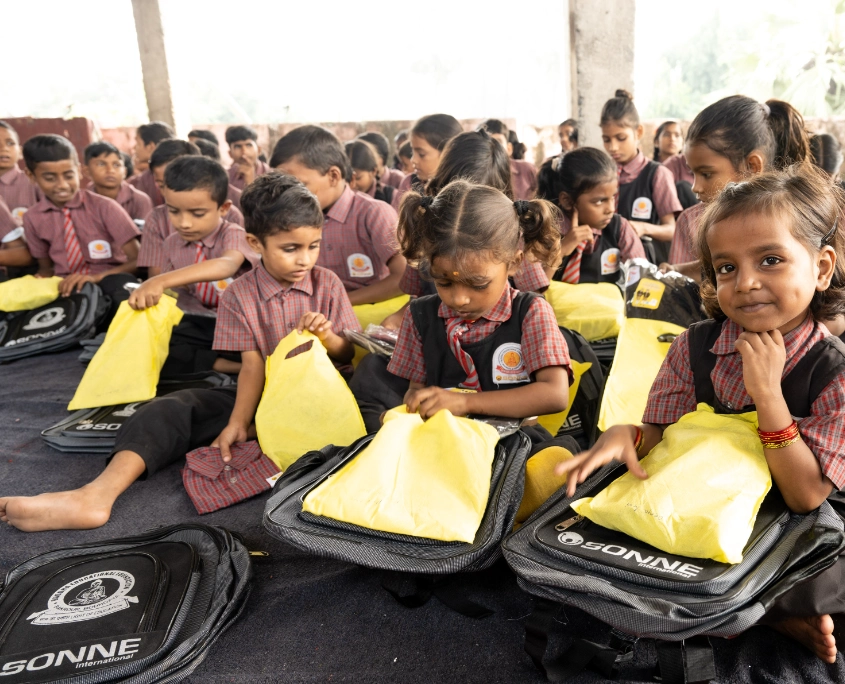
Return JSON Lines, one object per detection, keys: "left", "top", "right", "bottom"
{"left": 633, "top": 425, "right": 644, "bottom": 453}
{"left": 758, "top": 421, "right": 800, "bottom": 449}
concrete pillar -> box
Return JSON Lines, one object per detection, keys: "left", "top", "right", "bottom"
{"left": 131, "top": 0, "right": 184, "bottom": 133}
{"left": 570, "top": 0, "right": 636, "bottom": 149}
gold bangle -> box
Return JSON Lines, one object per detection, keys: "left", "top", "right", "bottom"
{"left": 762, "top": 435, "right": 800, "bottom": 449}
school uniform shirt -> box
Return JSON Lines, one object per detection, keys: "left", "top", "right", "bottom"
{"left": 228, "top": 159, "right": 272, "bottom": 191}
{"left": 228, "top": 184, "right": 242, "bottom": 211}
{"left": 618, "top": 152, "right": 682, "bottom": 218}
{"left": 212, "top": 263, "right": 361, "bottom": 363}
{"left": 23, "top": 189, "right": 140, "bottom": 276}
{"left": 114, "top": 182, "right": 154, "bottom": 222}
{"left": 391, "top": 173, "right": 415, "bottom": 212}
{"left": 0, "top": 166, "right": 41, "bottom": 225}
{"left": 667, "top": 202, "right": 705, "bottom": 264}
{"left": 388, "top": 284, "right": 571, "bottom": 385}
{"left": 643, "top": 316, "right": 845, "bottom": 489}
{"left": 662, "top": 154, "right": 694, "bottom": 186}
{"left": 138, "top": 204, "right": 245, "bottom": 269}
{"left": 162, "top": 219, "right": 260, "bottom": 311}
{"left": 510, "top": 159, "right": 538, "bottom": 201}
{"left": 128, "top": 169, "right": 164, "bottom": 206}
{"left": 0, "top": 197, "right": 18, "bottom": 242}
{"left": 399, "top": 259, "right": 549, "bottom": 296}
{"left": 381, "top": 167, "right": 405, "bottom": 189}
{"left": 320, "top": 184, "right": 399, "bottom": 290}
{"left": 559, "top": 213, "right": 646, "bottom": 262}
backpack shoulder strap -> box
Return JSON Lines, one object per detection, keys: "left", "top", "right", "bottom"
{"left": 686, "top": 319, "right": 724, "bottom": 406}
{"left": 782, "top": 334, "right": 845, "bottom": 417}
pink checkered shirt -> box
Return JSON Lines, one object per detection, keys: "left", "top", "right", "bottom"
{"left": 228, "top": 160, "right": 272, "bottom": 191}
{"left": 213, "top": 263, "right": 361, "bottom": 362}
{"left": 115, "top": 182, "right": 153, "bottom": 222}
{"left": 643, "top": 316, "right": 845, "bottom": 489}
{"left": 399, "top": 259, "right": 549, "bottom": 296}
{"left": 0, "top": 166, "right": 41, "bottom": 224}
{"left": 320, "top": 184, "right": 399, "bottom": 290}
{"left": 391, "top": 173, "right": 415, "bottom": 211}
{"left": 382, "top": 168, "right": 406, "bottom": 189}
{"left": 128, "top": 169, "right": 163, "bottom": 206}
{"left": 668, "top": 202, "right": 705, "bottom": 264}
{"left": 559, "top": 213, "right": 646, "bottom": 261}
{"left": 618, "top": 152, "right": 683, "bottom": 218}
{"left": 0, "top": 197, "right": 17, "bottom": 241}
{"left": 662, "top": 154, "right": 694, "bottom": 186}
{"left": 388, "top": 285, "right": 571, "bottom": 385}
{"left": 24, "top": 189, "right": 140, "bottom": 276}
{"left": 228, "top": 184, "right": 242, "bottom": 211}
{"left": 138, "top": 204, "right": 245, "bottom": 269}
{"left": 510, "top": 159, "right": 538, "bottom": 200}
{"left": 162, "top": 219, "right": 260, "bottom": 309}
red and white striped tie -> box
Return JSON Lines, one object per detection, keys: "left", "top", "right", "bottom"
{"left": 194, "top": 242, "right": 219, "bottom": 307}
{"left": 445, "top": 317, "right": 481, "bottom": 391}
{"left": 560, "top": 241, "right": 587, "bottom": 284}
{"left": 62, "top": 208, "right": 90, "bottom": 275}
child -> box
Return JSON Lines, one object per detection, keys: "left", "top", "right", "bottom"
{"left": 122, "top": 152, "right": 134, "bottom": 181}
{"left": 83, "top": 141, "right": 153, "bottom": 223}
{"left": 0, "top": 173, "right": 360, "bottom": 532}
{"left": 188, "top": 129, "right": 220, "bottom": 146}
{"left": 393, "top": 129, "right": 409, "bottom": 169}
{"left": 0, "top": 196, "right": 31, "bottom": 270}
{"left": 270, "top": 125, "right": 406, "bottom": 305}
{"left": 481, "top": 119, "right": 538, "bottom": 201}
{"left": 138, "top": 140, "right": 244, "bottom": 276}
{"left": 600, "top": 90, "right": 682, "bottom": 263}
{"left": 388, "top": 179, "right": 570, "bottom": 420}
{"left": 665, "top": 96, "right": 811, "bottom": 280}
{"left": 193, "top": 137, "right": 244, "bottom": 210}
{"left": 653, "top": 121, "right": 684, "bottom": 164}
{"left": 553, "top": 147, "right": 645, "bottom": 283}
{"left": 22, "top": 135, "right": 140, "bottom": 302}
{"left": 358, "top": 131, "right": 405, "bottom": 189}
{"left": 129, "top": 121, "right": 174, "bottom": 205}
{"left": 0, "top": 121, "right": 40, "bottom": 223}
{"left": 810, "top": 133, "right": 843, "bottom": 180}
{"left": 556, "top": 165, "right": 845, "bottom": 664}
{"left": 226, "top": 125, "right": 271, "bottom": 191}
{"left": 397, "top": 141, "right": 414, "bottom": 175}
{"left": 346, "top": 139, "right": 394, "bottom": 204}
{"left": 559, "top": 119, "right": 578, "bottom": 153}
{"left": 392, "top": 114, "right": 464, "bottom": 210}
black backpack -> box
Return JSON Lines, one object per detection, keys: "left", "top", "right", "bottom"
{"left": 556, "top": 327, "right": 604, "bottom": 450}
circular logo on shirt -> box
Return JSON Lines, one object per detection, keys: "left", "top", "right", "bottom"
{"left": 11, "top": 207, "right": 27, "bottom": 223}
{"left": 502, "top": 350, "right": 522, "bottom": 370}
{"left": 492, "top": 342, "right": 529, "bottom": 384}
{"left": 25, "top": 571, "right": 138, "bottom": 625}
{"left": 631, "top": 196, "right": 654, "bottom": 220}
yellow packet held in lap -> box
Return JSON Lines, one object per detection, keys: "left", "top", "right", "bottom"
{"left": 572, "top": 404, "right": 771, "bottom": 564}
{"left": 302, "top": 406, "right": 499, "bottom": 543}
{"left": 351, "top": 294, "right": 410, "bottom": 367}
{"left": 69, "top": 297, "right": 183, "bottom": 410}
{"left": 0, "top": 275, "right": 62, "bottom": 312}
{"left": 544, "top": 281, "right": 624, "bottom": 342}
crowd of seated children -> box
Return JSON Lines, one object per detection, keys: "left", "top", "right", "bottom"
{"left": 358, "top": 131, "right": 405, "bottom": 189}
{"left": 0, "top": 121, "right": 41, "bottom": 224}
{"left": 346, "top": 139, "right": 395, "bottom": 205}
{"left": 83, "top": 141, "right": 152, "bottom": 224}
{"left": 226, "top": 125, "right": 271, "bottom": 191}
{"left": 480, "top": 119, "right": 538, "bottom": 201}
{"left": 191, "top": 137, "right": 244, "bottom": 210}
{"left": 129, "top": 120, "right": 174, "bottom": 205}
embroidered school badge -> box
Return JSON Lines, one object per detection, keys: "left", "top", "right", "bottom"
{"left": 88, "top": 240, "right": 113, "bottom": 259}
{"left": 493, "top": 343, "right": 529, "bottom": 384}
{"left": 347, "top": 253, "right": 375, "bottom": 278}
{"left": 600, "top": 248, "right": 621, "bottom": 275}
{"left": 631, "top": 196, "right": 653, "bottom": 220}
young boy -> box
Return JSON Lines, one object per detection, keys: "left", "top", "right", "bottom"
{"left": 0, "top": 121, "right": 41, "bottom": 224}
{"left": 83, "top": 141, "right": 153, "bottom": 223}
{"left": 129, "top": 121, "right": 174, "bottom": 206}
{"left": 0, "top": 196, "right": 32, "bottom": 271}
{"left": 269, "top": 125, "right": 406, "bottom": 305}
{"left": 129, "top": 156, "right": 259, "bottom": 373}
{"left": 22, "top": 134, "right": 140, "bottom": 302}
{"left": 0, "top": 173, "right": 360, "bottom": 532}
{"left": 193, "top": 137, "right": 243, "bottom": 210}
{"left": 358, "top": 131, "right": 405, "bottom": 189}
{"left": 482, "top": 119, "right": 538, "bottom": 200}
{"left": 188, "top": 129, "right": 220, "bottom": 146}
{"left": 138, "top": 140, "right": 244, "bottom": 276}
{"left": 226, "top": 125, "right": 271, "bottom": 191}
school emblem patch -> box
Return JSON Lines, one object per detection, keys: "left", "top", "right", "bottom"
{"left": 1, "top": 226, "right": 24, "bottom": 244}
{"left": 11, "top": 207, "right": 27, "bottom": 223}
{"left": 631, "top": 196, "right": 653, "bottom": 220}
{"left": 88, "top": 240, "right": 112, "bottom": 259}
{"left": 213, "top": 278, "right": 233, "bottom": 294}
{"left": 347, "top": 253, "right": 375, "bottom": 278}
{"left": 492, "top": 342, "right": 529, "bottom": 385}
{"left": 600, "top": 248, "right": 621, "bottom": 275}
{"left": 26, "top": 571, "right": 138, "bottom": 625}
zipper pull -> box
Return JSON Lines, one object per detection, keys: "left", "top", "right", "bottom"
{"left": 248, "top": 551, "right": 270, "bottom": 558}
{"left": 555, "top": 514, "right": 584, "bottom": 532}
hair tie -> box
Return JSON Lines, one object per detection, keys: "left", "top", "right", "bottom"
{"left": 822, "top": 218, "right": 838, "bottom": 246}
{"left": 761, "top": 102, "right": 771, "bottom": 117}
{"left": 419, "top": 195, "right": 434, "bottom": 209}
{"left": 514, "top": 199, "right": 531, "bottom": 217}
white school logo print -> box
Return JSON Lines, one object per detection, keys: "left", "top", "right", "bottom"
{"left": 347, "top": 253, "right": 374, "bottom": 278}
{"left": 11, "top": 207, "right": 27, "bottom": 223}
{"left": 22, "top": 307, "right": 65, "bottom": 331}
{"left": 88, "top": 240, "right": 112, "bottom": 259}
{"left": 213, "top": 277, "right": 233, "bottom": 294}
{"left": 631, "top": 196, "right": 653, "bottom": 220}
{"left": 600, "top": 248, "right": 621, "bottom": 275}
{"left": 492, "top": 343, "right": 529, "bottom": 384}
{"left": 27, "top": 571, "right": 138, "bottom": 625}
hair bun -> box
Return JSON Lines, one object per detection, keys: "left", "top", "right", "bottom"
{"left": 615, "top": 89, "right": 633, "bottom": 100}
{"left": 419, "top": 195, "right": 434, "bottom": 209}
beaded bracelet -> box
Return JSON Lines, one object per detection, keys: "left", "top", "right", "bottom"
{"left": 758, "top": 421, "right": 800, "bottom": 449}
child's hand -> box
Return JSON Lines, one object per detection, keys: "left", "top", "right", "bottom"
{"left": 554, "top": 424, "right": 648, "bottom": 497}
{"left": 211, "top": 422, "right": 249, "bottom": 463}
{"left": 560, "top": 208, "right": 594, "bottom": 256}
{"left": 59, "top": 273, "right": 99, "bottom": 296}
{"left": 297, "top": 312, "right": 333, "bottom": 341}
{"left": 235, "top": 159, "right": 256, "bottom": 186}
{"left": 658, "top": 262, "right": 673, "bottom": 274}
{"left": 404, "top": 386, "right": 470, "bottom": 420}
{"left": 735, "top": 330, "right": 786, "bottom": 406}
{"left": 127, "top": 280, "right": 164, "bottom": 311}
{"left": 381, "top": 310, "right": 405, "bottom": 330}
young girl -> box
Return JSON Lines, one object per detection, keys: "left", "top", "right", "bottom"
{"left": 346, "top": 140, "right": 394, "bottom": 205}
{"left": 391, "top": 113, "right": 463, "bottom": 211}
{"left": 388, "top": 179, "right": 571, "bottom": 419}
{"left": 600, "top": 90, "right": 682, "bottom": 264}
{"left": 556, "top": 165, "right": 845, "bottom": 663}
{"left": 553, "top": 147, "right": 645, "bottom": 284}
{"left": 665, "top": 96, "right": 811, "bottom": 280}
{"left": 652, "top": 121, "right": 684, "bottom": 164}
{"left": 810, "top": 133, "right": 844, "bottom": 180}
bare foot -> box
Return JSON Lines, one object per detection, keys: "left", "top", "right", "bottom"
{"left": 773, "top": 615, "right": 838, "bottom": 664}
{"left": 0, "top": 486, "right": 114, "bottom": 532}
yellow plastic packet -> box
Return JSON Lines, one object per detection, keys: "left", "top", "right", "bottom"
{"left": 597, "top": 318, "right": 686, "bottom": 431}
{"left": 544, "top": 281, "right": 624, "bottom": 342}
{"left": 537, "top": 359, "right": 592, "bottom": 436}
{"left": 0, "top": 275, "right": 62, "bottom": 312}
{"left": 351, "top": 294, "right": 410, "bottom": 367}
{"left": 573, "top": 404, "right": 770, "bottom": 564}
{"left": 68, "top": 296, "right": 183, "bottom": 410}
{"left": 255, "top": 330, "right": 366, "bottom": 470}
{"left": 303, "top": 406, "right": 499, "bottom": 543}
{"left": 515, "top": 445, "right": 575, "bottom": 524}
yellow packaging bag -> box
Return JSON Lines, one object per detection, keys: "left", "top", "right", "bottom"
{"left": 515, "top": 445, "right": 575, "bottom": 524}
{"left": 537, "top": 359, "right": 592, "bottom": 435}
{"left": 68, "top": 296, "right": 183, "bottom": 410}
{"left": 255, "top": 330, "right": 366, "bottom": 470}
{"left": 544, "top": 281, "right": 624, "bottom": 342}
{"left": 303, "top": 406, "right": 499, "bottom": 543}
{"left": 0, "top": 275, "right": 62, "bottom": 312}
{"left": 597, "top": 318, "right": 686, "bottom": 431}
{"left": 573, "top": 404, "right": 770, "bottom": 564}
{"left": 351, "top": 294, "right": 410, "bottom": 367}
